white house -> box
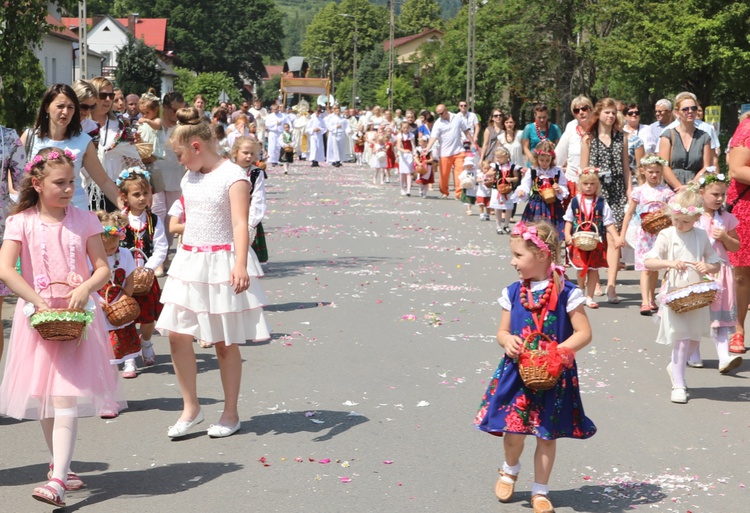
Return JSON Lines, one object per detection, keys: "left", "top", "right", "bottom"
{"left": 62, "top": 15, "right": 176, "bottom": 94}
{"left": 34, "top": 13, "right": 103, "bottom": 86}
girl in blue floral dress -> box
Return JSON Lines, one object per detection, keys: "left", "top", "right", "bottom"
{"left": 474, "top": 220, "right": 596, "bottom": 513}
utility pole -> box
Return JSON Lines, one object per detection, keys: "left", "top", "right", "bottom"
{"left": 388, "top": 0, "right": 395, "bottom": 111}
{"left": 78, "top": 0, "right": 88, "bottom": 79}
{"left": 466, "top": 0, "right": 476, "bottom": 111}
{"left": 338, "top": 13, "right": 358, "bottom": 106}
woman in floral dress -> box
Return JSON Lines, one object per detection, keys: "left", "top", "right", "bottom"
{"left": 0, "top": 123, "right": 26, "bottom": 360}
{"left": 581, "top": 97, "right": 630, "bottom": 303}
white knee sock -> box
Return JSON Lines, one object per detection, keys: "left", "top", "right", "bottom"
{"left": 714, "top": 327, "right": 732, "bottom": 364}
{"left": 51, "top": 407, "right": 78, "bottom": 484}
{"left": 502, "top": 461, "right": 521, "bottom": 479}
{"left": 671, "top": 339, "right": 692, "bottom": 388}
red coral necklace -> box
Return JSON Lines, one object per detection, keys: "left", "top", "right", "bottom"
{"left": 520, "top": 279, "right": 554, "bottom": 311}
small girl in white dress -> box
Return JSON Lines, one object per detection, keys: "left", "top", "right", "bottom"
{"left": 644, "top": 190, "right": 720, "bottom": 404}
{"left": 156, "top": 108, "right": 270, "bottom": 439}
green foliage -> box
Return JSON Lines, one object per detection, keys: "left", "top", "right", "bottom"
{"left": 283, "top": 11, "right": 314, "bottom": 58}
{"left": 257, "top": 76, "right": 283, "bottom": 105}
{"left": 0, "top": 0, "right": 76, "bottom": 128}
{"left": 356, "top": 47, "right": 390, "bottom": 107}
{"left": 376, "top": 75, "right": 423, "bottom": 111}
{"left": 301, "top": 0, "right": 389, "bottom": 79}
{"left": 178, "top": 70, "right": 242, "bottom": 109}
{"left": 115, "top": 33, "right": 162, "bottom": 96}
{"left": 397, "top": 0, "right": 445, "bottom": 36}
{"left": 1, "top": 49, "right": 47, "bottom": 130}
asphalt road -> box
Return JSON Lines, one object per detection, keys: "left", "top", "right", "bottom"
{"left": 1, "top": 160, "right": 748, "bottom": 512}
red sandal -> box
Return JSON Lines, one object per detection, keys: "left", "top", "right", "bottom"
{"left": 32, "top": 478, "right": 67, "bottom": 507}
{"left": 730, "top": 333, "right": 746, "bottom": 354}
{"left": 48, "top": 464, "right": 85, "bottom": 491}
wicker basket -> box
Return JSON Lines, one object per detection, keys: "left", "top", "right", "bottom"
{"left": 572, "top": 221, "right": 601, "bottom": 251}
{"left": 256, "top": 160, "right": 267, "bottom": 170}
{"left": 31, "top": 308, "right": 86, "bottom": 342}
{"left": 131, "top": 248, "right": 154, "bottom": 296}
{"left": 539, "top": 187, "right": 556, "bottom": 204}
{"left": 103, "top": 285, "right": 141, "bottom": 326}
{"left": 416, "top": 163, "right": 429, "bottom": 176}
{"left": 665, "top": 281, "right": 719, "bottom": 314}
{"left": 497, "top": 181, "right": 513, "bottom": 195}
{"left": 283, "top": 144, "right": 294, "bottom": 153}
{"left": 640, "top": 201, "right": 672, "bottom": 234}
{"left": 136, "top": 142, "right": 154, "bottom": 161}
{"left": 518, "top": 332, "right": 560, "bottom": 391}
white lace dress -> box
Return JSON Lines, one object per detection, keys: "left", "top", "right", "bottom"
{"left": 156, "top": 160, "right": 270, "bottom": 344}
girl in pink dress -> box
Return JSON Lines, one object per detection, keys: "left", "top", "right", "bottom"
{"left": 156, "top": 108, "right": 270, "bottom": 440}
{"left": 692, "top": 171, "right": 743, "bottom": 372}
{"left": 0, "top": 148, "right": 124, "bottom": 507}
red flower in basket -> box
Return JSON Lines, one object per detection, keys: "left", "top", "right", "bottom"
{"left": 519, "top": 341, "right": 575, "bottom": 378}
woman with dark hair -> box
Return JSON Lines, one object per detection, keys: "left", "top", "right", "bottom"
{"left": 521, "top": 104, "right": 562, "bottom": 166}
{"left": 479, "top": 109, "right": 504, "bottom": 165}
{"left": 193, "top": 94, "right": 211, "bottom": 119}
{"left": 623, "top": 102, "right": 647, "bottom": 177}
{"left": 20, "top": 83, "right": 121, "bottom": 210}
{"left": 580, "top": 97, "right": 630, "bottom": 303}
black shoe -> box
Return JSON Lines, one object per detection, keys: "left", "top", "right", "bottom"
{"left": 311, "top": 161, "right": 319, "bottom": 167}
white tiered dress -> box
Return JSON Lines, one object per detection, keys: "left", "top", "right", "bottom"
{"left": 156, "top": 161, "right": 271, "bottom": 344}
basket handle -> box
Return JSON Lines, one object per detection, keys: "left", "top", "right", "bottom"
{"left": 521, "top": 331, "right": 554, "bottom": 353}
{"left": 641, "top": 200, "right": 668, "bottom": 212}
{"left": 103, "top": 283, "right": 123, "bottom": 306}
{"left": 574, "top": 220, "right": 599, "bottom": 234}
{"left": 49, "top": 281, "right": 73, "bottom": 289}
{"left": 131, "top": 247, "right": 148, "bottom": 266}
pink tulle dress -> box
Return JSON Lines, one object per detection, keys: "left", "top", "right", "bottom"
{"left": 696, "top": 211, "right": 738, "bottom": 332}
{"left": 0, "top": 207, "right": 125, "bottom": 420}
{"left": 156, "top": 161, "right": 270, "bottom": 344}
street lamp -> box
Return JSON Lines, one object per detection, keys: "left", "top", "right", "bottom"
{"left": 338, "top": 13, "right": 357, "bottom": 106}
{"left": 318, "top": 40, "right": 335, "bottom": 95}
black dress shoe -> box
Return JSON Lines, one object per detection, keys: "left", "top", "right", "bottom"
{"left": 311, "top": 161, "right": 319, "bottom": 167}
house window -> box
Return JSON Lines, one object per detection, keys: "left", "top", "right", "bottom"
{"left": 103, "top": 26, "right": 110, "bottom": 31}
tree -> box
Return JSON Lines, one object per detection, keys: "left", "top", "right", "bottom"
{"left": 257, "top": 76, "right": 282, "bottom": 105}
{"left": 180, "top": 71, "right": 242, "bottom": 109}
{"left": 116, "top": 33, "right": 162, "bottom": 96}
{"left": 375, "top": 76, "right": 424, "bottom": 111}
{"left": 0, "top": 0, "right": 76, "bottom": 128}
{"left": 356, "top": 47, "right": 390, "bottom": 107}
{"left": 397, "top": 0, "right": 444, "bottom": 36}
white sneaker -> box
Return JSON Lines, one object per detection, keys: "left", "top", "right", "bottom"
{"left": 719, "top": 355, "right": 743, "bottom": 374}
{"left": 670, "top": 387, "right": 687, "bottom": 403}
{"left": 687, "top": 359, "right": 704, "bottom": 368}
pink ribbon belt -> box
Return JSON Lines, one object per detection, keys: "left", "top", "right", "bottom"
{"left": 182, "top": 244, "right": 232, "bottom": 253}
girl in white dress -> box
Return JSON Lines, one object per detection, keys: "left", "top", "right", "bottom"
{"left": 156, "top": 108, "right": 270, "bottom": 439}
{"left": 644, "top": 190, "right": 720, "bottom": 404}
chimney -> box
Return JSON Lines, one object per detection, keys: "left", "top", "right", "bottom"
{"left": 128, "top": 13, "right": 139, "bottom": 35}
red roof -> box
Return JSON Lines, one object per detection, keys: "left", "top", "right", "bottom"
{"left": 47, "top": 15, "right": 79, "bottom": 42}
{"left": 383, "top": 28, "right": 444, "bottom": 51}
{"left": 61, "top": 17, "right": 167, "bottom": 51}
{"left": 264, "top": 65, "right": 284, "bottom": 79}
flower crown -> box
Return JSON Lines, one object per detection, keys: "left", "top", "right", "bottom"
{"left": 24, "top": 149, "right": 77, "bottom": 173}
{"left": 579, "top": 167, "right": 599, "bottom": 175}
{"left": 669, "top": 203, "right": 704, "bottom": 215}
{"left": 534, "top": 149, "right": 555, "bottom": 156}
{"left": 116, "top": 166, "right": 151, "bottom": 186}
{"left": 639, "top": 155, "right": 668, "bottom": 167}
{"left": 698, "top": 167, "right": 729, "bottom": 187}
{"left": 102, "top": 225, "right": 126, "bottom": 239}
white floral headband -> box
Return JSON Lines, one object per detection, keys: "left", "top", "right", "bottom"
{"left": 670, "top": 203, "right": 704, "bottom": 215}
{"left": 640, "top": 155, "right": 668, "bottom": 167}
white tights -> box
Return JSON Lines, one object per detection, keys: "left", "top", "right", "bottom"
{"left": 40, "top": 406, "right": 78, "bottom": 485}
{"left": 672, "top": 339, "right": 699, "bottom": 388}
{"left": 687, "top": 327, "right": 733, "bottom": 365}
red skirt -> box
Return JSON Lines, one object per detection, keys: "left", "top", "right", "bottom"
{"left": 134, "top": 279, "right": 163, "bottom": 324}
{"left": 567, "top": 240, "right": 608, "bottom": 272}
{"left": 110, "top": 324, "right": 141, "bottom": 361}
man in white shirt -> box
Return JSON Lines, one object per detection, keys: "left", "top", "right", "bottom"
{"left": 249, "top": 98, "right": 268, "bottom": 146}
{"left": 645, "top": 99, "right": 674, "bottom": 154}
{"left": 424, "top": 104, "right": 477, "bottom": 199}
{"left": 306, "top": 107, "right": 327, "bottom": 167}
{"left": 265, "top": 103, "right": 287, "bottom": 165}
{"left": 325, "top": 105, "right": 350, "bottom": 167}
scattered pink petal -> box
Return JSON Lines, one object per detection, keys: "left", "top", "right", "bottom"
{"left": 397, "top": 482, "right": 403, "bottom": 486}
{"left": 339, "top": 477, "right": 352, "bottom": 483}
{"left": 401, "top": 314, "right": 416, "bottom": 321}
{"left": 319, "top": 458, "right": 331, "bottom": 464}
{"left": 295, "top": 457, "right": 303, "bottom": 463}
{"left": 308, "top": 457, "right": 316, "bottom": 462}
{"left": 376, "top": 300, "right": 383, "bottom": 303}
{"left": 583, "top": 475, "right": 591, "bottom": 480}
{"left": 383, "top": 460, "right": 394, "bottom": 464}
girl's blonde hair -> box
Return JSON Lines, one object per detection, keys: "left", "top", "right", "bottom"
{"left": 531, "top": 140, "right": 557, "bottom": 168}
{"left": 669, "top": 189, "right": 703, "bottom": 217}
{"left": 138, "top": 88, "right": 160, "bottom": 113}
{"left": 90, "top": 76, "right": 116, "bottom": 120}
{"left": 637, "top": 153, "right": 665, "bottom": 183}
{"left": 232, "top": 136, "right": 261, "bottom": 157}
{"left": 96, "top": 210, "right": 127, "bottom": 238}
{"left": 511, "top": 220, "right": 560, "bottom": 262}
{"left": 578, "top": 168, "right": 601, "bottom": 194}
{"left": 14, "top": 147, "right": 76, "bottom": 214}
{"left": 494, "top": 146, "right": 510, "bottom": 158}
{"left": 171, "top": 107, "right": 213, "bottom": 146}
{"left": 72, "top": 79, "right": 97, "bottom": 103}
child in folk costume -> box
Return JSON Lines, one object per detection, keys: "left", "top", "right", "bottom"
{"left": 489, "top": 147, "right": 521, "bottom": 234}
{"left": 370, "top": 135, "right": 388, "bottom": 185}
{"left": 459, "top": 157, "right": 479, "bottom": 216}
{"left": 96, "top": 211, "right": 141, "bottom": 380}
{"left": 233, "top": 137, "right": 269, "bottom": 263}
{"left": 516, "top": 140, "right": 569, "bottom": 240}
{"left": 476, "top": 162, "right": 493, "bottom": 221}
{"left": 117, "top": 167, "right": 168, "bottom": 368}
{"left": 691, "top": 171, "right": 742, "bottom": 372}
{"left": 415, "top": 135, "right": 434, "bottom": 198}
{"left": 279, "top": 123, "right": 294, "bottom": 174}
{"left": 354, "top": 128, "right": 365, "bottom": 165}
{"left": 618, "top": 154, "right": 675, "bottom": 316}
{"left": 644, "top": 190, "right": 721, "bottom": 404}
{"left": 396, "top": 121, "right": 416, "bottom": 197}
{"left": 384, "top": 126, "right": 397, "bottom": 184}
{"left": 156, "top": 107, "right": 270, "bottom": 439}
{"left": 0, "top": 148, "right": 124, "bottom": 507}
{"left": 563, "top": 168, "right": 619, "bottom": 309}
{"left": 474, "top": 220, "right": 595, "bottom": 513}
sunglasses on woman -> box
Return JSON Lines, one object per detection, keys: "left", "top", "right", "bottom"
{"left": 627, "top": 110, "right": 639, "bottom": 116}
{"left": 573, "top": 106, "right": 590, "bottom": 114}
{"left": 681, "top": 106, "right": 699, "bottom": 113}
{"left": 99, "top": 92, "right": 115, "bottom": 100}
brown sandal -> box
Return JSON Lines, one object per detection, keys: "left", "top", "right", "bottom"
{"left": 494, "top": 470, "right": 517, "bottom": 502}
{"left": 531, "top": 493, "right": 555, "bottom": 513}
